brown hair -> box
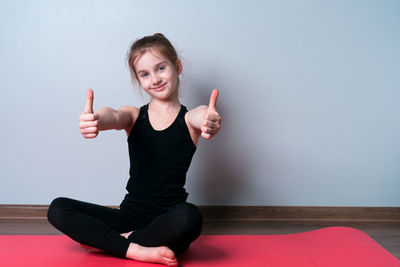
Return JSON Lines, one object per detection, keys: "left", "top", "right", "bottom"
{"left": 127, "top": 33, "right": 181, "bottom": 89}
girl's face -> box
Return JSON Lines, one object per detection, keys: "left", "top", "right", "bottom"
{"left": 134, "top": 49, "right": 181, "bottom": 101}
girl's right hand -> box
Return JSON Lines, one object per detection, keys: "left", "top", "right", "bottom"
{"left": 79, "top": 89, "right": 99, "bottom": 138}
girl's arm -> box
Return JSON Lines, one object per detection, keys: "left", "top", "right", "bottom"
{"left": 187, "top": 89, "right": 221, "bottom": 140}
{"left": 79, "top": 89, "right": 139, "bottom": 138}
{"left": 96, "top": 106, "right": 138, "bottom": 132}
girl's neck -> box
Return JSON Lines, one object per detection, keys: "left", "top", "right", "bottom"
{"left": 148, "top": 97, "right": 181, "bottom": 113}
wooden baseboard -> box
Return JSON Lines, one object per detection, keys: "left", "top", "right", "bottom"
{"left": 198, "top": 206, "right": 400, "bottom": 222}
{"left": 0, "top": 205, "right": 399, "bottom": 222}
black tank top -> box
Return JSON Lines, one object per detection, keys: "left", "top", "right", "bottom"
{"left": 120, "top": 104, "right": 197, "bottom": 219}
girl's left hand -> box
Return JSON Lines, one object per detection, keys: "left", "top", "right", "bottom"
{"left": 201, "top": 89, "right": 222, "bottom": 139}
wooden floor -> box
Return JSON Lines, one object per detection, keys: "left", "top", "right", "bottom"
{"left": 1, "top": 218, "right": 399, "bottom": 259}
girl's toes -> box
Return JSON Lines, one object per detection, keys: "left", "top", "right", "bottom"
{"left": 160, "top": 246, "right": 175, "bottom": 259}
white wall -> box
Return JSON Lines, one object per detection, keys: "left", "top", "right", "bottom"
{"left": 1, "top": 0, "right": 399, "bottom": 206}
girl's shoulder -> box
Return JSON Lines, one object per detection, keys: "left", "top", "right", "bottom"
{"left": 118, "top": 105, "right": 140, "bottom": 117}
{"left": 117, "top": 105, "right": 140, "bottom": 136}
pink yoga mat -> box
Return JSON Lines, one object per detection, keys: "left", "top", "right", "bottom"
{"left": 0, "top": 227, "right": 398, "bottom": 266}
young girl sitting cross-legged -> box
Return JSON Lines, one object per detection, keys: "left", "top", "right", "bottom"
{"left": 47, "top": 33, "right": 222, "bottom": 267}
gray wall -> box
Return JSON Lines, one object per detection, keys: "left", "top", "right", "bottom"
{"left": 1, "top": 0, "right": 399, "bottom": 206}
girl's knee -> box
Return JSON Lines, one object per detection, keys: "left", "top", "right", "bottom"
{"left": 186, "top": 203, "right": 203, "bottom": 226}
{"left": 177, "top": 203, "right": 203, "bottom": 236}
{"left": 47, "top": 197, "right": 72, "bottom": 226}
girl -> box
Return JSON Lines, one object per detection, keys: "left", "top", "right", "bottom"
{"left": 47, "top": 33, "right": 221, "bottom": 267}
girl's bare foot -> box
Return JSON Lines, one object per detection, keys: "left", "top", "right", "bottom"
{"left": 126, "top": 242, "right": 178, "bottom": 267}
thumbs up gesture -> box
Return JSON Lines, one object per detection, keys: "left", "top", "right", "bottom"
{"left": 79, "top": 89, "right": 99, "bottom": 138}
{"left": 201, "top": 89, "right": 222, "bottom": 139}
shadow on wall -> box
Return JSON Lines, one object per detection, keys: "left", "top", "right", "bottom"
{"left": 187, "top": 75, "right": 251, "bottom": 206}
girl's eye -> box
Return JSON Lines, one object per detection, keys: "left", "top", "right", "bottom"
{"left": 159, "top": 66, "right": 165, "bottom": 71}
{"left": 141, "top": 73, "right": 148, "bottom": 77}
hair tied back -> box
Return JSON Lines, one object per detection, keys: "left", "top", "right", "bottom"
{"left": 153, "top": 33, "right": 165, "bottom": 38}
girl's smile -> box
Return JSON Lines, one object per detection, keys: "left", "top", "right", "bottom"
{"left": 152, "top": 82, "right": 167, "bottom": 91}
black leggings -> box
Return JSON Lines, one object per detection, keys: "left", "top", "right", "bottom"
{"left": 47, "top": 197, "right": 203, "bottom": 258}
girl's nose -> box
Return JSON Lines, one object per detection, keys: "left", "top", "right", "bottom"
{"left": 152, "top": 75, "right": 162, "bottom": 85}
